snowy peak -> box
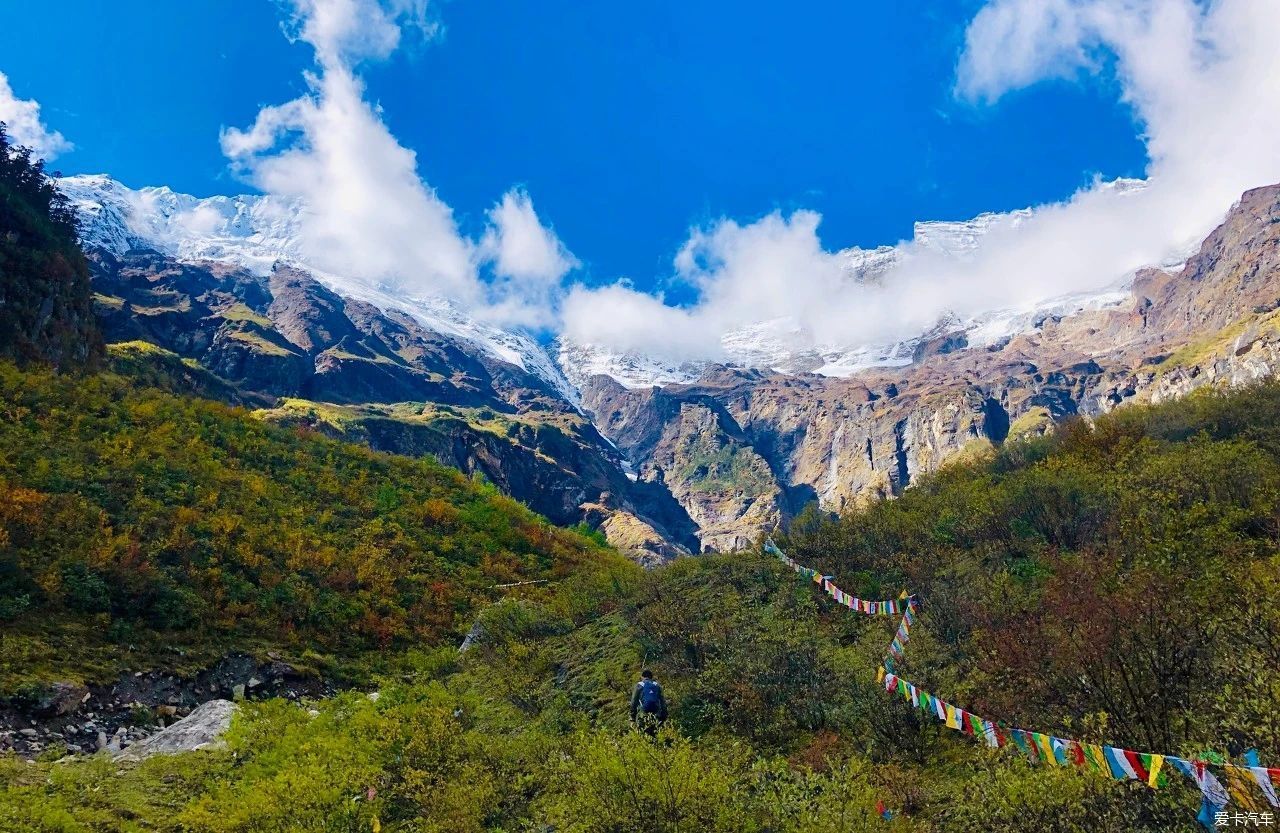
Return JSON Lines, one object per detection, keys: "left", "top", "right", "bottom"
{"left": 559, "top": 186, "right": 1148, "bottom": 389}
{"left": 556, "top": 339, "right": 708, "bottom": 392}
{"left": 58, "top": 174, "right": 305, "bottom": 272}
{"left": 58, "top": 174, "right": 576, "bottom": 400}
{"left": 59, "top": 174, "right": 1151, "bottom": 398}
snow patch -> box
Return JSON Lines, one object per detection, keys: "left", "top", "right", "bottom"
{"left": 58, "top": 174, "right": 576, "bottom": 401}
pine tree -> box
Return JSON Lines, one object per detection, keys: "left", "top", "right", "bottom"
{"left": 0, "top": 122, "right": 102, "bottom": 369}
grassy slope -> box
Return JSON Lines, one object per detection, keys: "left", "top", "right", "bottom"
{"left": 0, "top": 361, "right": 638, "bottom": 691}
{"left": 8, "top": 381, "right": 1280, "bottom": 831}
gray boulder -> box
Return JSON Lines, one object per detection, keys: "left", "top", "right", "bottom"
{"left": 114, "top": 699, "right": 237, "bottom": 762}
{"left": 31, "top": 682, "right": 89, "bottom": 717}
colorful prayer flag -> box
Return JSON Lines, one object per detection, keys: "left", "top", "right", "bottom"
{"left": 1083, "top": 744, "right": 1110, "bottom": 775}
{"left": 1033, "top": 733, "right": 1058, "bottom": 766}
{"left": 1104, "top": 746, "right": 1138, "bottom": 780}
{"left": 1247, "top": 765, "right": 1279, "bottom": 808}
{"left": 1142, "top": 753, "right": 1165, "bottom": 788}
{"left": 1011, "top": 730, "right": 1039, "bottom": 764}
{"left": 768, "top": 536, "right": 1277, "bottom": 830}
{"left": 1123, "top": 749, "right": 1150, "bottom": 782}
{"left": 1224, "top": 764, "right": 1270, "bottom": 813}
{"left": 1169, "top": 758, "right": 1230, "bottom": 831}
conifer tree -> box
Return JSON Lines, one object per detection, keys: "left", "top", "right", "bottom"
{"left": 0, "top": 122, "right": 102, "bottom": 369}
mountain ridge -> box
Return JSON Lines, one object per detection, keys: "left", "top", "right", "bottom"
{"left": 57, "top": 173, "right": 1280, "bottom": 555}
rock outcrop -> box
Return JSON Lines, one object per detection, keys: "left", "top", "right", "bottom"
{"left": 114, "top": 699, "right": 237, "bottom": 762}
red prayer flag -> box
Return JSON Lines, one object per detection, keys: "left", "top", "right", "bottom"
{"left": 1123, "top": 749, "right": 1149, "bottom": 782}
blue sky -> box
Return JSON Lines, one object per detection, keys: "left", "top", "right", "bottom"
{"left": 2, "top": 0, "right": 1150, "bottom": 294}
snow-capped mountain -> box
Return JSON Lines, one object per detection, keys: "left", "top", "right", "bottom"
{"left": 61, "top": 174, "right": 1154, "bottom": 400}
{"left": 58, "top": 174, "right": 577, "bottom": 401}
{"left": 559, "top": 180, "right": 1149, "bottom": 390}
{"left": 58, "top": 174, "right": 306, "bottom": 269}
{"left": 54, "top": 170, "right": 1280, "bottom": 558}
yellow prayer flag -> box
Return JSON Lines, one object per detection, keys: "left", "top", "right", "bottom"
{"left": 1034, "top": 734, "right": 1058, "bottom": 765}
{"left": 1084, "top": 744, "right": 1110, "bottom": 774}
{"left": 876, "top": 666, "right": 885, "bottom": 684}
{"left": 1225, "top": 764, "right": 1270, "bottom": 812}
{"left": 945, "top": 704, "right": 961, "bottom": 730}
{"left": 1146, "top": 755, "right": 1164, "bottom": 787}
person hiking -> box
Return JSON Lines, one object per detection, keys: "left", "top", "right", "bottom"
{"left": 630, "top": 669, "right": 667, "bottom": 734}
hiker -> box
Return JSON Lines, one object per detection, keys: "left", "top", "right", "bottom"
{"left": 630, "top": 669, "right": 667, "bottom": 734}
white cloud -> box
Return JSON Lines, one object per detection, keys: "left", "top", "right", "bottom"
{"left": 0, "top": 71, "right": 72, "bottom": 160}
{"left": 561, "top": 283, "right": 720, "bottom": 361}
{"left": 562, "top": 0, "right": 1280, "bottom": 361}
{"left": 222, "top": 0, "right": 572, "bottom": 328}
{"left": 478, "top": 189, "right": 579, "bottom": 329}
{"left": 283, "top": 0, "right": 425, "bottom": 65}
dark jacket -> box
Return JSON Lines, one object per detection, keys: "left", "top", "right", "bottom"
{"left": 630, "top": 679, "right": 667, "bottom": 720}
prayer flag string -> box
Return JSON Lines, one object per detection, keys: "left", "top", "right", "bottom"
{"left": 764, "top": 539, "right": 1279, "bottom": 829}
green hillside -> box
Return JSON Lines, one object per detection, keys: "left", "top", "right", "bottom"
{"left": 0, "top": 361, "right": 637, "bottom": 691}
{"left": 7, "top": 377, "right": 1280, "bottom": 830}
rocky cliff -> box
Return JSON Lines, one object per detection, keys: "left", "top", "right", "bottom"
{"left": 576, "top": 184, "right": 1280, "bottom": 550}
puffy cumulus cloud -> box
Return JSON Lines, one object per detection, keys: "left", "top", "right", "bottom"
{"left": 283, "top": 0, "right": 435, "bottom": 65}
{"left": 0, "top": 71, "right": 72, "bottom": 160}
{"left": 221, "top": 0, "right": 476, "bottom": 304}
{"left": 478, "top": 189, "right": 579, "bottom": 328}
{"left": 671, "top": 210, "right": 868, "bottom": 344}
{"left": 564, "top": 0, "right": 1280, "bottom": 359}
{"left": 945, "top": 0, "right": 1280, "bottom": 315}
{"left": 222, "top": 0, "right": 573, "bottom": 327}
{"left": 563, "top": 210, "right": 899, "bottom": 360}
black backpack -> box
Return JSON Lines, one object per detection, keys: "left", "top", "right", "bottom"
{"left": 639, "top": 680, "right": 662, "bottom": 713}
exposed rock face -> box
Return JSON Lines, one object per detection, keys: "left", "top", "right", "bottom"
{"left": 85, "top": 248, "right": 697, "bottom": 562}
{"left": 28, "top": 682, "right": 89, "bottom": 718}
{"left": 0, "top": 653, "right": 326, "bottom": 759}
{"left": 580, "top": 377, "right": 783, "bottom": 551}
{"left": 577, "top": 184, "right": 1280, "bottom": 550}
{"left": 114, "top": 699, "right": 237, "bottom": 762}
